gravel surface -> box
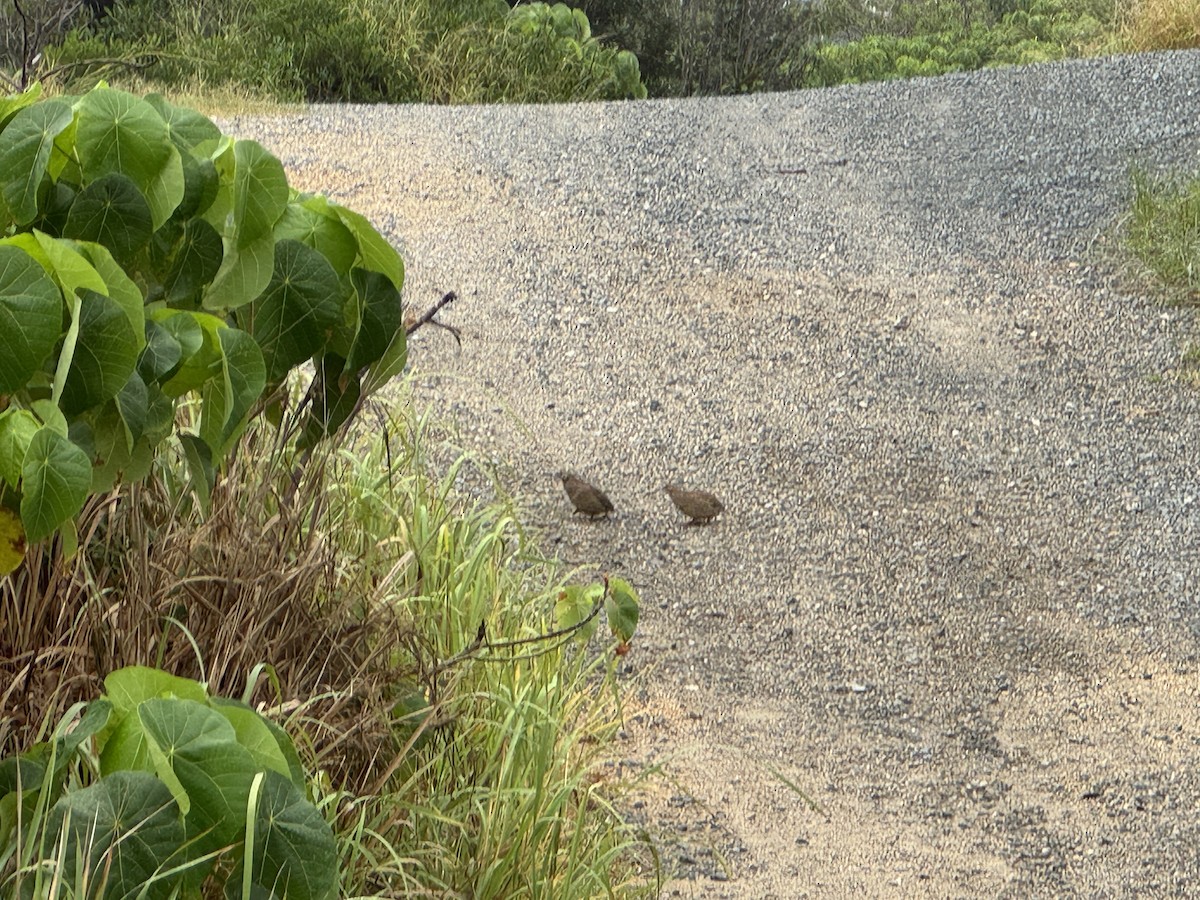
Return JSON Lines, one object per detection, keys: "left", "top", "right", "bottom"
{"left": 224, "top": 49, "right": 1200, "bottom": 897}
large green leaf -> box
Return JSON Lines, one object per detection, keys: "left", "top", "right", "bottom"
{"left": 138, "top": 319, "right": 184, "bottom": 384}
{"left": 200, "top": 327, "right": 265, "bottom": 454}
{"left": 232, "top": 140, "right": 288, "bottom": 249}
{"left": 203, "top": 233, "right": 274, "bottom": 311}
{"left": 138, "top": 699, "right": 240, "bottom": 814}
{"left": 164, "top": 218, "right": 223, "bottom": 307}
{"left": 63, "top": 172, "right": 154, "bottom": 264}
{"left": 555, "top": 584, "right": 601, "bottom": 642}
{"left": 46, "top": 771, "right": 188, "bottom": 900}
{"left": 174, "top": 154, "right": 220, "bottom": 222}
{"left": 19, "top": 427, "right": 91, "bottom": 542}
{"left": 77, "top": 239, "right": 145, "bottom": 346}
{"left": 211, "top": 697, "right": 306, "bottom": 789}
{"left": 0, "top": 244, "right": 63, "bottom": 392}
{"left": 362, "top": 326, "right": 409, "bottom": 397}
{"left": 104, "top": 666, "right": 209, "bottom": 714}
{"left": 209, "top": 700, "right": 293, "bottom": 783}
{"left": 145, "top": 94, "right": 221, "bottom": 153}
{"left": 0, "top": 82, "right": 42, "bottom": 126}
{"left": 143, "top": 385, "right": 175, "bottom": 443}
{"left": 91, "top": 400, "right": 136, "bottom": 493}
{"left": 73, "top": 87, "right": 183, "bottom": 228}
{"left": 605, "top": 576, "right": 640, "bottom": 644}
{"left": 61, "top": 289, "right": 140, "bottom": 415}
{"left": 346, "top": 267, "right": 403, "bottom": 374}
{"left": 138, "top": 698, "right": 258, "bottom": 851}
{"left": 253, "top": 240, "right": 342, "bottom": 383}
{"left": 237, "top": 770, "right": 339, "bottom": 900}
{"left": 0, "top": 99, "right": 74, "bottom": 225}
{"left": 321, "top": 198, "right": 404, "bottom": 288}
{"left": 155, "top": 310, "right": 224, "bottom": 397}
{"left": 30, "top": 398, "right": 68, "bottom": 435}
{"left": 31, "top": 179, "right": 77, "bottom": 237}
{"left": 1, "top": 230, "right": 106, "bottom": 306}
{"left": 0, "top": 408, "right": 40, "bottom": 488}
{"left": 116, "top": 370, "right": 149, "bottom": 447}
{"left": 273, "top": 201, "right": 358, "bottom": 275}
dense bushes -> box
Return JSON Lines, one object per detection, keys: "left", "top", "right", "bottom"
{"left": 44, "top": 0, "right": 645, "bottom": 102}
{"left": 802, "top": 0, "right": 1114, "bottom": 87}
{"left": 566, "top": 0, "right": 1126, "bottom": 94}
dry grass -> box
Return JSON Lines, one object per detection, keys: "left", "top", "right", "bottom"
{"left": 0, "top": 413, "right": 419, "bottom": 784}
{"left": 1118, "top": 0, "right": 1200, "bottom": 49}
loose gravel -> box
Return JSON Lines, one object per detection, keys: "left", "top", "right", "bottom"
{"left": 223, "top": 49, "right": 1200, "bottom": 897}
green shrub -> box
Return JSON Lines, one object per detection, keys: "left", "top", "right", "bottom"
{"left": 0, "top": 83, "right": 407, "bottom": 571}
{"left": 1, "top": 667, "right": 337, "bottom": 898}
{"left": 44, "top": 0, "right": 645, "bottom": 102}
{"left": 800, "top": 0, "right": 1115, "bottom": 88}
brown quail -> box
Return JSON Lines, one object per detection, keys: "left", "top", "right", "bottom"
{"left": 665, "top": 484, "right": 723, "bottom": 524}
{"left": 560, "top": 473, "right": 614, "bottom": 519}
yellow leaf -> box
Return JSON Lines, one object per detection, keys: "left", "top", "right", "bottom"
{"left": 0, "top": 507, "right": 26, "bottom": 575}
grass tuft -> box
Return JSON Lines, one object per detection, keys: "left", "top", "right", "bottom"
{"left": 1125, "top": 168, "right": 1200, "bottom": 300}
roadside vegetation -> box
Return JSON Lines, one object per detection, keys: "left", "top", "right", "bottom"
{"left": 0, "top": 82, "right": 651, "bottom": 897}
{"left": 3, "top": 0, "right": 1198, "bottom": 103}
{"left": 0, "top": 0, "right": 1194, "bottom": 896}
{"left": 1127, "top": 170, "right": 1200, "bottom": 300}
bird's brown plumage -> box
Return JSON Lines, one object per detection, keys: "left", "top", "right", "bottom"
{"left": 560, "top": 473, "right": 614, "bottom": 518}
{"left": 665, "top": 484, "right": 723, "bottom": 523}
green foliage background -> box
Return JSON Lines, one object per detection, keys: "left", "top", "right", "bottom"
{"left": 45, "top": 0, "right": 646, "bottom": 102}
{"left": 2, "top": 0, "right": 1191, "bottom": 101}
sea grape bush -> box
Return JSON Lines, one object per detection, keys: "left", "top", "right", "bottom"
{"left": 0, "top": 83, "right": 407, "bottom": 572}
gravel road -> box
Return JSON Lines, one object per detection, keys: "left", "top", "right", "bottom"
{"left": 225, "top": 49, "right": 1200, "bottom": 897}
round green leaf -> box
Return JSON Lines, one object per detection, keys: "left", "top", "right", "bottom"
{"left": 145, "top": 94, "right": 221, "bottom": 153}
{"left": 77, "top": 239, "right": 146, "bottom": 345}
{"left": 46, "top": 771, "right": 187, "bottom": 900}
{"left": 20, "top": 427, "right": 91, "bottom": 542}
{"left": 605, "top": 577, "right": 640, "bottom": 645}
{"left": 253, "top": 239, "right": 342, "bottom": 382}
{"left": 0, "top": 99, "right": 74, "bottom": 225}
{"left": 555, "top": 584, "right": 601, "bottom": 642}
{"left": 156, "top": 310, "right": 222, "bottom": 397}
{"left": 63, "top": 172, "right": 154, "bottom": 264}
{"left": 0, "top": 408, "right": 40, "bottom": 487}
{"left": 346, "top": 267, "right": 403, "bottom": 374}
{"left": 73, "top": 87, "right": 183, "bottom": 228}
{"left": 201, "top": 326, "right": 265, "bottom": 453}
{"left": 232, "top": 139, "right": 288, "bottom": 248}
{"left": 116, "top": 370, "right": 149, "bottom": 446}
{"left": 163, "top": 218, "right": 223, "bottom": 306}
{"left": 274, "top": 202, "right": 358, "bottom": 275}
{"left": 138, "top": 319, "right": 184, "bottom": 384}
{"left": 241, "top": 770, "right": 338, "bottom": 900}
{"left": 324, "top": 198, "right": 404, "bottom": 288}
{"left": 175, "top": 154, "right": 219, "bottom": 221}
{"left": 0, "top": 244, "right": 63, "bottom": 392}
{"left": 61, "top": 289, "right": 140, "bottom": 415}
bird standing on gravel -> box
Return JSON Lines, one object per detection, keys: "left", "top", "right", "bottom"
{"left": 665, "top": 484, "right": 723, "bottom": 524}
{"left": 560, "top": 473, "right": 615, "bottom": 519}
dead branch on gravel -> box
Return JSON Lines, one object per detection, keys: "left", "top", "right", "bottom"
{"left": 406, "top": 290, "right": 460, "bottom": 346}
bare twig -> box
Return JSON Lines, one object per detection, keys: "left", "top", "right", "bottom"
{"left": 406, "top": 290, "right": 461, "bottom": 345}
{"left": 431, "top": 577, "right": 610, "bottom": 675}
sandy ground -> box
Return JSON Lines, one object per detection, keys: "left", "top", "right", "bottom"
{"left": 227, "top": 55, "right": 1200, "bottom": 897}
